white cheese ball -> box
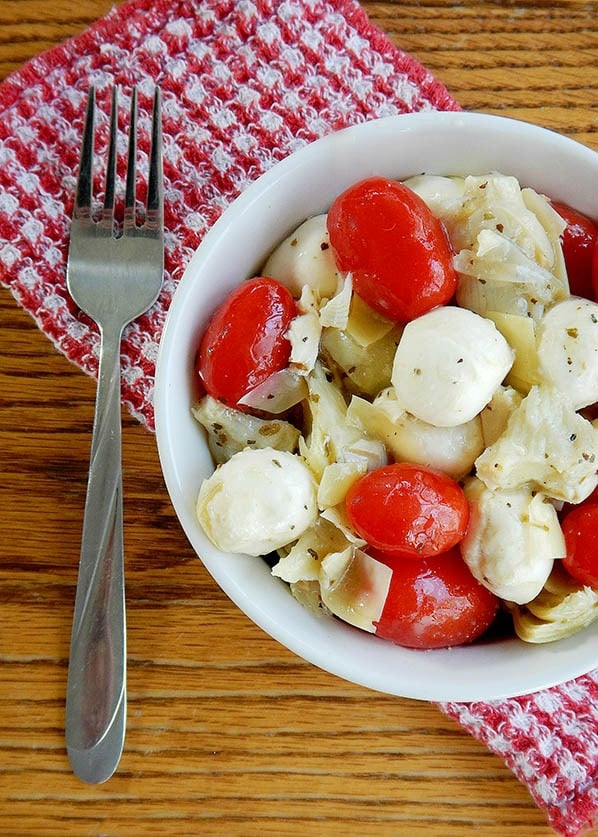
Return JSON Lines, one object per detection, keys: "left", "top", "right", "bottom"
{"left": 391, "top": 306, "right": 514, "bottom": 427}
{"left": 370, "top": 388, "right": 484, "bottom": 481}
{"left": 402, "top": 174, "right": 466, "bottom": 217}
{"left": 197, "top": 448, "right": 318, "bottom": 556}
{"left": 262, "top": 214, "right": 340, "bottom": 299}
{"left": 537, "top": 297, "right": 598, "bottom": 409}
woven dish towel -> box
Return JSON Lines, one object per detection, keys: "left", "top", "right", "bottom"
{"left": 0, "top": 1, "right": 596, "bottom": 834}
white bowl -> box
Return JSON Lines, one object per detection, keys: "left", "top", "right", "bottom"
{"left": 155, "top": 111, "right": 598, "bottom": 702}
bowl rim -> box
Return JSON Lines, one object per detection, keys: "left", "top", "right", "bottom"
{"left": 155, "top": 110, "right": 598, "bottom": 702}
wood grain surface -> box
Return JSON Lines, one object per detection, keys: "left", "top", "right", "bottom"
{"left": 1, "top": 2, "right": 596, "bottom": 835}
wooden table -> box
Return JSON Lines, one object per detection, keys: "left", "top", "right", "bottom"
{"left": 1, "top": 2, "right": 596, "bottom": 834}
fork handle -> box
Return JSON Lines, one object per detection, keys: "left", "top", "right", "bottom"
{"left": 66, "top": 323, "right": 127, "bottom": 783}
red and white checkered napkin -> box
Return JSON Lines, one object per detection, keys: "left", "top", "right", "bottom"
{"left": 0, "top": 0, "right": 595, "bottom": 832}
{"left": 442, "top": 676, "right": 598, "bottom": 836}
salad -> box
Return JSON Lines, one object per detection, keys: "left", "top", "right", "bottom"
{"left": 192, "top": 172, "right": 598, "bottom": 650}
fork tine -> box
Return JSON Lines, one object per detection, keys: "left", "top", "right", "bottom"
{"left": 124, "top": 88, "right": 138, "bottom": 230}
{"left": 74, "top": 88, "right": 95, "bottom": 219}
{"left": 146, "top": 87, "right": 163, "bottom": 227}
{"left": 102, "top": 86, "right": 118, "bottom": 226}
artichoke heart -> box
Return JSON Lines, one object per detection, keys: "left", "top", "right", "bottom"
{"left": 507, "top": 564, "right": 598, "bottom": 643}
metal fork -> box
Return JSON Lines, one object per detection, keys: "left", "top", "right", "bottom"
{"left": 65, "top": 86, "right": 163, "bottom": 784}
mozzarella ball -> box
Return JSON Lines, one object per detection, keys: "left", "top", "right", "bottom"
{"left": 370, "top": 388, "right": 484, "bottom": 481}
{"left": 197, "top": 448, "right": 318, "bottom": 556}
{"left": 262, "top": 214, "right": 341, "bottom": 299}
{"left": 391, "top": 306, "right": 514, "bottom": 426}
{"left": 537, "top": 297, "right": 598, "bottom": 409}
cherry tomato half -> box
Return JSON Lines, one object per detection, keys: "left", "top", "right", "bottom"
{"left": 327, "top": 176, "right": 457, "bottom": 322}
{"left": 552, "top": 201, "right": 597, "bottom": 300}
{"left": 561, "top": 502, "right": 598, "bottom": 590}
{"left": 196, "top": 277, "right": 296, "bottom": 409}
{"left": 345, "top": 463, "right": 469, "bottom": 558}
{"left": 371, "top": 546, "right": 498, "bottom": 649}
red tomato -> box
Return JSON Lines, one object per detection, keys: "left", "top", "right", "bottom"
{"left": 345, "top": 463, "right": 469, "bottom": 558}
{"left": 593, "top": 237, "right": 598, "bottom": 300}
{"left": 327, "top": 176, "right": 457, "bottom": 322}
{"left": 552, "top": 201, "right": 597, "bottom": 300}
{"left": 561, "top": 502, "right": 598, "bottom": 590}
{"left": 196, "top": 277, "right": 296, "bottom": 408}
{"left": 371, "top": 547, "right": 498, "bottom": 649}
